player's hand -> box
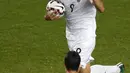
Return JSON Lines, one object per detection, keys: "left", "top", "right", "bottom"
{"left": 44, "top": 9, "right": 61, "bottom": 21}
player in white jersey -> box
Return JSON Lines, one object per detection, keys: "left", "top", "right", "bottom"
{"left": 45, "top": 0, "right": 104, "bottom": 73}
{"left": 64, "top": 51, "right": 125, "bottom": 73}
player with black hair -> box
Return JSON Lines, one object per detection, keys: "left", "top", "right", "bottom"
{"left": 64, "top": 51, "right": 125, "bottom": 73}
{"left": 45, "top": 0, "right": 105, "bottom": 72}
{"left": 65, "top": 51, "right": 81, "bottom": 73}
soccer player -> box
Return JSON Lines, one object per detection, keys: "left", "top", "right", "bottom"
{"left": 45, "top": 0, "right": 105, "bottom": 73}
{"left": 65, "top": 51, "right": 125, "bottom": 73}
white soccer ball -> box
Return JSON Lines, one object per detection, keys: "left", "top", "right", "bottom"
{"left": 46, "top": 0, "right": 65, "bottom": 18}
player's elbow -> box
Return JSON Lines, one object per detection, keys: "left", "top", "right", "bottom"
{"left": 100, "top": 7, "right": 105, "bottom": 13}
{"left": 93, "top": 0, "right": 105, "bottom": 13}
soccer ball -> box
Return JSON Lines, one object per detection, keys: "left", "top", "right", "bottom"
{"left": 46, "top": 0, "right": 65, "bottom": 18}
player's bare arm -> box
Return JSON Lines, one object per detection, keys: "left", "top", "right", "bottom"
{"left": 93, "top": 0, "right": 105, "bottom": 13}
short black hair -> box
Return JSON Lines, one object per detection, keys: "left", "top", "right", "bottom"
{"left": 64, "top": 51, "right": 81, "bottom": 71}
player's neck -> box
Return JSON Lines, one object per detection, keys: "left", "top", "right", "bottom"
{"left": 68, "top": 71, "right": 78, "bottom": 73}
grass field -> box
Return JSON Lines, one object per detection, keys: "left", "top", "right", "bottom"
{"left": 0, "top": 0, "right": 130, "bottom": 73}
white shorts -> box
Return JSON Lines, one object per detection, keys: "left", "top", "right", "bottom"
{"left": 66, "top": 18, "right": 96, "bottom": 69}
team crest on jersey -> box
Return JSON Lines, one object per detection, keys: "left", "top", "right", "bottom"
{"left": 77, "top": 0, "right": 80, "bottom": 2}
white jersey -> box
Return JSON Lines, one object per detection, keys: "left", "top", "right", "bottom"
{"left": 59, "top": 0, "right": 96, "bottom": 23}
{"left": 57, "top": 0, "right": 97, "bottom": 68}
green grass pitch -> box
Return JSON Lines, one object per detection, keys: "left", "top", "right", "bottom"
{"left": 0, "top": 0, "right": 130, "bottom": 73}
